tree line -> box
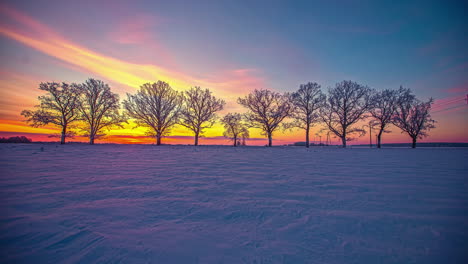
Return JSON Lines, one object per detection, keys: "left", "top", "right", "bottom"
{"left": 0, "top": 136, "right": 32, "bottom": 143}
{"left": 22, "top": 78, "right": 435, "bottom": 148}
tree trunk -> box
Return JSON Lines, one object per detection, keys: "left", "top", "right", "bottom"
{"left": 89, "top": 134, "right": 95, "bottom": 145}
{"left": 268, "top": 133, "right": 272, "bottom": 147}
{"left": 60, "top": 126, "right": 66, "bottom": 145}
{"left": 377, "top": 129, "right": 383, "bottom": 149}
{"left": 341, "top": 137, "right": 347, "bottom": 148}
{"left": 341, "top": 130, "right": 347, "bottom": 148}
{"left": 233, "top": 136, "right": 237, "bottom": 147}
{"left": 194, "top": 131, "right": 199, "bottom": 146}
{"left": 305, "top": 123, "right": 310, "bottom": 148}
{"left": 156, "top": 134, "right": 162, "bottom": 145}
{"left": 412, "top": 137, "right": 417, "bottom": 148}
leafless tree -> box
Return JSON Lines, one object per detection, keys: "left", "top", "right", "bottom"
{"left": 290, "top": 82, "right": 325, "bottom": 147}
{"left": 221, "top": 113, "right": 249, "bottom": 147}
{"left": 238, "top": 89, "right": 293, "bottom": 147}
{"left": 21, "top": 82, "right": 81, "bottom": 144}
{"left": 392, "top": 88, "right": 436, "bottom": 148}
{"left": 123, "top": 81, "right": 181, "bottom": 145}
{"left": 179, "top": 86, "right": 225, "bottom": 146}
{"left": 320, "top": 80, "right": 372, "bottom": 148}
{"left": 78, "top": 78, "right": 126, "bottom": 145}
{"left": 369, "top": 88, "right": 400, "bottom": 148}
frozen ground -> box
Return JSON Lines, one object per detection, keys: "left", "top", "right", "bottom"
{"left": 0, "top": 144, "right": 467, "bottom": 263}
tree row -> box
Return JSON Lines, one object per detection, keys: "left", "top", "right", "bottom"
{"left": 22, "top": 78, "right": 435, "bottom": 148}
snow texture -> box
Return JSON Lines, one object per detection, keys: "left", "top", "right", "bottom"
{"left": 0, "top": 144, "right": 467, "bottom": 263}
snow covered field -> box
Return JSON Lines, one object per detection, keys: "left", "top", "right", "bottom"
{"left": 0, "top": 144, "right": 467, "bottom": 263}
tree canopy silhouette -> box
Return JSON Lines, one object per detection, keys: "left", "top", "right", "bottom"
{"left": 238, "top": 89, "right": 293, "bottom": 147}
{"left": 21, "top": 82, "right": 81, "bottom": 144}
{"left": 124, "top": 81, "right": 181, "bottom": 145}
{"left": 320, "top": 80, "right": 372, "bottom": 148}
{"left": 392, "top": 88, "right": 436, "bottom": 148}
{"left": 77, "top": 79, "right": 126, "bottom": 145}
{"left": 290, "top": 82, "right": 325, "bottom": 148}
{"left": 369, "top": 88, "right": 402, "bottom": 148}
{"left": 221, "top": 113, "right": 249, "bottom": 147}
{"left": 179, "top": 87, "right": 225, "bottom": 146}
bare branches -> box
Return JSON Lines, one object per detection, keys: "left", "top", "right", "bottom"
{"left": 369, "top": 88, "right": 400, "bottom": 148}
{"left": 179, "top": 86, "right": 225, "bottom": 146}
{"left": 221, "top": 113, "right": 249, "bottom": 147}
{"left": 320, "top": 80, "right": 372, "bottom": 147}
{"left": 21, "top": 82, "right": 81, "bottom": 144}
{"left": 238, "top": 89, "right": 293, "bottom": 147}
{"left": 290, "top": 82, "right": 325, "bottom": 147}
{"left": 124, "top": 81, "right": 181, "bottom": 145}
{"left": 78, "top": 78, "right": 126, "bottom": 144}
{"left": 20, "top": 77, "right": 438, "bottom": 147}
{"left": 392, "top": 87, "right": 436, "bottom": 148}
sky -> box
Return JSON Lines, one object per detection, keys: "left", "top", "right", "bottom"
{"left": 0, "top": 0, "right": 467, "bottom": 145}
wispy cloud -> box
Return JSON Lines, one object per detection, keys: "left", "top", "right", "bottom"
{"left": 108, "top": 14, "right": 163, "bottom": 45}
{"left": 0, "top": 4, "right": 265, "bottom": 100}
{"left": 445, "top": 83, "right": 468, "bottom": 94}
{"left": 0, "top": 69, "right": 45, "bottom": 119}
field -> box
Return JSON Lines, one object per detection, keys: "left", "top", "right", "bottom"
{"left": 0, "top": 144, "right": 467, "bottom": 263}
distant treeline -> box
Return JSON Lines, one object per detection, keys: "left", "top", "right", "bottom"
{"left": 0, "top": 136, "right": 32, "bottom": 143}
{"left": 21, "top": 78, "right": 437, "bottom": 148}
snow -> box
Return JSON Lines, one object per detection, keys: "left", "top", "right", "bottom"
{"left": 0, "top": 144, "right": 467, "bottom": 263}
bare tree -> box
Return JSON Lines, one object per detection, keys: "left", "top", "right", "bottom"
{"left": 238, "top": 89, "right": 293, "bottom": 147}
{"left": 290, "top": 82, "right": 325, "bottom": 147}
{"left": 320, "top": 80, "right": 372, "bottom": 148}
{"left": 78, "top": 78, "right": 126, "bottom": 145}
{"left": 369, "top": 88, "right": 400, "bottom": 148}
{"left": 179, "top": 86, "right": 225, "bottom": 146}
{"left": 392, "top": 88, "right": 436, "bottom": 148}
{"left": 21, "top": 82, "right": 81, "bottom": 144}
{"left": 221, "top": 113, "right": 249, "bottom": 147}
{"left": 123, "top": 81, "right": 181, "bottom": 145}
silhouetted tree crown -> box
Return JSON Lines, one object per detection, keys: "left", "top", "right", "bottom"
{"left": 77, "top": 78, "right": 126, "bottom": 145}
{"left": 21, "top": 82, "right": 81, "bottom": 144}
{"left": 392, "top": 87, "right": 436, "bottom": 148}
{"left": 369, "top": 88, "right": 402, "bottom": 148}
{"left": 290, "top": 82, "right": 325, "bottom": 148}
{"left": 124, "top": 81, "right": 181, "bottom": 145}
{"left": 238, "top": 89, "right": 293, "bottom": 147}
{"left": 179, "top": 86, "right": 225, "bottom": 146}
{"left": 221, "top": 113, "right": 249, "bottom": 147}
{"left": 320, "top": 80, "right": 372, "bottom": 148}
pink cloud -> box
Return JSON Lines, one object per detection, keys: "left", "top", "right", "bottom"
{"left": 445, "top": 83, "right": 468, "bottom": 94}
{"left": 104, "top": 13, "right": 178, "bottom": 69}
{"left": 201, "top": 68, "right": 265, "bottom": 96}
{"left": 108, "top": 14, "right": 162, "bottom": 45}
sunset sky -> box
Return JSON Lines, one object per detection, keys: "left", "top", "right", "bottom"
{"left": 0, "top": 0, "right": 466, "bottom": 145}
